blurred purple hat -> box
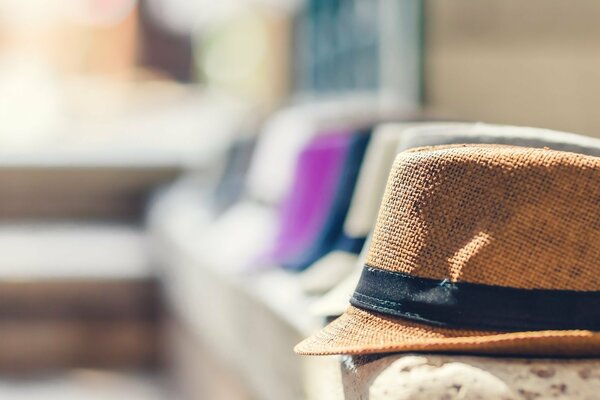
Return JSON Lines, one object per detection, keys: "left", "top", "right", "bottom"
{"left": 266, "top": 131, "right": 351, "bottom": 265}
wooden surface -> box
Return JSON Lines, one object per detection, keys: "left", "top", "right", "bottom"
{"left": 0, "top": 224, "right": 161, "bottom": 372}
{"left": 0, "top": 279, "right": 162, "bottom": 372}
{"left": 0, "top": 168, "right": 179, "bottom": 220}
{"left": 0, "top": 320, "right": 160, "bottom": 372}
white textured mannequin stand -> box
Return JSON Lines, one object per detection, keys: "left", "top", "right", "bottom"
{"left": 329, "top": 354, "right": 600, "bottom": 400}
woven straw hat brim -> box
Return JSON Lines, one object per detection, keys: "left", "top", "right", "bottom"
{"left": 295, "top": 306, "right": 600, "bottom": 357}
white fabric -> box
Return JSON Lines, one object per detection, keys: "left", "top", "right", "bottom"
{"left": 300, "top": 251, "right": 358, "bottom": 295}
{"left": 310, "top": 236, "right": 371, "bottom": 318}
{"left": 310, "top": 267, "right": 362, "bottom": 318}
{"left": 200, "top": 201, "right": 278, "bottom": 273}
{"left": 342, "top": 126, "right": 404, "bottom": 238}
{"left": 244, "top": 105, "right": 319, "bottom": 205}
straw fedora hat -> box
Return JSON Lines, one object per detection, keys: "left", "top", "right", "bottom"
{"left": 296, "top": 144, "right": 600, "bottom": 356}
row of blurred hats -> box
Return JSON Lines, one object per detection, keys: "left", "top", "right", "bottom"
{"left": 173, "top": 98, "right": 600, "bottom": 330}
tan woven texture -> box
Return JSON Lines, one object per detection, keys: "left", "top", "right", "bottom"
{"left": 296, "top": 145, "right": 600, "bottom": 356}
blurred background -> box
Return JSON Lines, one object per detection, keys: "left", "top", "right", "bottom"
{"left": 0, "top": 0, "right": 598, "bottom": 399}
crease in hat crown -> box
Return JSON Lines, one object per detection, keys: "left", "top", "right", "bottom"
{"left": 295, "top": 144, "right": 600, "bottom": 357}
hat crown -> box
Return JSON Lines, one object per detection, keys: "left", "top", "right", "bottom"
{"left": 366, "top": 145, "right": 600, "bottom": 291}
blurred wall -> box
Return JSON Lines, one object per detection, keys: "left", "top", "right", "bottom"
{"left": 425, "top": 0, "right": 600, "bottom": 137}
